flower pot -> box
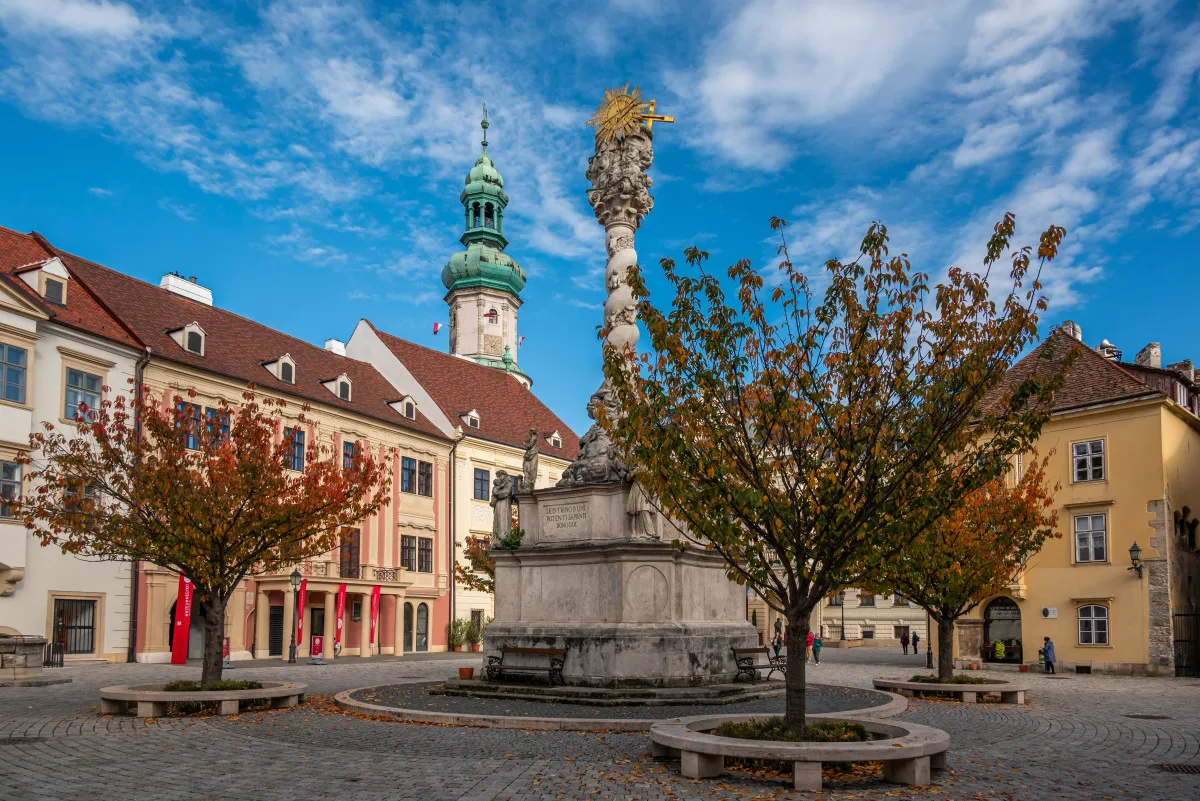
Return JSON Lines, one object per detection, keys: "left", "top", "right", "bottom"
{"left": 452, "top": 645, "right": 462, "bottom": 652}
{"left": 968, "top": 662, "right": 980, "bottom": 670}
{"left": 471, "top": 643, "right": 481, "bottom": 652}
{"left": 458, "top": 667, "right": 475, "bottom": 680}
{"left": 1019, "top": 664, "right": 1030, "bottom": 672}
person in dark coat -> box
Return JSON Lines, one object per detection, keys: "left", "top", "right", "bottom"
{"left": 900, "top": 630, "right": 911, "bottom": 654}
{"left": 1043, "top": 636, "right": 1057, "bottom": 674}
{"left": 911, "top": 631, "right": 920, "bottom": 654}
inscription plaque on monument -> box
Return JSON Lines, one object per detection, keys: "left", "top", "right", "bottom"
{"left": 545, "top": 501, "right": 589, "bottom": 533}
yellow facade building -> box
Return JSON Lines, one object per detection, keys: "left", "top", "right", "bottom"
{"left": 951, "top": 324, "right": 1200, "bottom": 676}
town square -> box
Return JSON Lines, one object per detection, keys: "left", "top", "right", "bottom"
{"left": 2, "top": 1, "right": 1199, "bottom": 799}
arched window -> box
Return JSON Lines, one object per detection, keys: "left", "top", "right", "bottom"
{"left": 416, "top": 603, "right": 429, "bottom": 652}
{"left": 1078, "top": 604, "right": 1108, "bottom": 645}
{"left": 483, "top": 308, "right": 499, "bottom": 325}
{"left": 472, "top": 202, "right": 481, "bottom": 228}
{"left": 484, "top": 202, "right": 494, "bottom": 228}
{"left": 403, "top": 602, "right": 414, "bottom": 653}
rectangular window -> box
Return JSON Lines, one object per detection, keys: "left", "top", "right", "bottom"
{"left": 473, "top": 468, "right": 490, "bottom": 501}
{"left": 64, "top": 478, "right": 99, "bottom": 514}
{"left": 858, "top": 591, "right": 875, "bottom": 607}
{"left": 417, "top": 461, "right": 433, "bottom": 497}
{"left": 0, "top": 460, "right": 20, "bottom": 517}
{"left": 861, "top": 626, "right": 875, "bottom": 639}
{"left": 65, "top": 368, "right": 102, "bottom": 421}
{"left": 1074, "top": 514, "right": 1107, "bottom": 563}
{"left": 401, "top": 457, "right": 416, "bottom": 493}
{"left": 1072, "top": 440, "right": 1105, "bottom": 482}
{"left": 205, "top": 408, "right": 230, "bottom": 443}
{"left": 417, "top": 537, "right": 433, "bottom": 573}
{"left": 52, "top": 598, "right": 96, "bottom": 655}
{"left": 1, "top": 343, "right": 27, "bottom": 404}
{"left": 44, "top": 278, "right": 64, "bottom": 304}
{"left": 176, "top": 402, "right": 201, "bottom": 450}
{"left": 284, "top": 427, "right": 305, "bottom": 471}
{"left": 1078, "top": 604, "right": 1109, "bottom": 645}
{"left": 827, "top": 593, "right": 843, "bottom": 606}
{"left": 893, "top": 592, "right": 909, "bottom": 607}
{"left": 401, "top": 535, "right": 416, "bottom": 570}
{"left": 338, "top": 529, "right": 361, "bottom": 579}
{"left": 342, "top": 441, "right": 358, "bottom": 471}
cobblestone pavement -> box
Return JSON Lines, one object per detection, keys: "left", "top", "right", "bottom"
{"left": 1, "top": 648, "right": 1198, "bottom": 800}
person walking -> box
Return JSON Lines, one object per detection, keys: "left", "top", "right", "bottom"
{"left": 774, "top": 617, "right": 783, "bottom": 639}
{"left": 812, "top": 634, "right": 822, "bottom": 664}
{"left": 900, "top": 630, "right": 910, "bottom": 655}
{"left": 1043, "top": 636, "right": 1056, "bottom": 674}
{"left": 805, "top": 630, "right": 815, "bottom": 662}
{"left": 771, "top": 631, "right": 783, "bottom": 660}
{"left": 911, "top": 631, "right": 920, "bottom": 655}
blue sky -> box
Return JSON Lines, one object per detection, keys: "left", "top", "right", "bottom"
{"left": 0, "top": 0, "right": 1198, "bottom": 435}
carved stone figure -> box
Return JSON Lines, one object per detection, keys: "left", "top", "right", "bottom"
{"left": 522, "top": 428, "right": 539, "bottom": 490}
{"left": 557, "top": 382, "right": 628, "bottom": 487}
{"left": 626, "top": 481, "right": 662, "bottom": 539}
{"left": 490, "top": 470, "right": 517, "bottom": 543}
{"left": 585, "top": 128, "right": 654, "bottom": 230}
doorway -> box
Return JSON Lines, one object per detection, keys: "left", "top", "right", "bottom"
{"left": 268, "top": 606, "right": 284, "bottom": 656}
{"left": 983, "top": 597, "right": 1022, "bottom": 662}
{"left": 403, "top": 602, "right": 414, "bottom": 653}
{"left": 310, "top": 607, "right": 325, "bottom": 653}
{"left": 416, "top": 603, "right": 429, "bottom": 652}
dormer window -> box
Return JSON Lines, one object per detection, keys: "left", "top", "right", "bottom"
{"left": 321, "top": 374, "right": 352, "bottom": 402}
{"left": 18, "top": 256, "right": 71, "bottom": 305}
{"left": 168, "top": 322, "right": 206, "bottom": 357}
{"left": 388, "top": 396, "right": 418, "bottom": 420}
{"left": 403, "top": 400, "right": 415, "bottom": 419}
{"left": 263, "top": 354, "right": 296, "bottom": 384}
{"left": 43, "top": 278, "right": 64, "bottom": 305}
{"left": 462, "top": 408, "right": 481, "bottom": 429}
{"left": 281, "top": 361, "right": 294, "bottom": 383}
{"left": 549, "top": 431, "right": 562, "bottom": 449}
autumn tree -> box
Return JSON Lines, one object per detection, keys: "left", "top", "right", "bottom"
{"left": 18, "top": 387, "right": 392, "bottom": 687}
{"left": 603, "top": 214, "right": 1066, "bottom": 731}
{"left": 878, "top": 454, "right": 1060, "bottom": 679}
{"left": 454, "top": 526, "right": 524, "bottom": 594}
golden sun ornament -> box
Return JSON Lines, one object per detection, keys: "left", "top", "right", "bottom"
{"left": 588, "top": 84, "right": 674, "bottom": 143}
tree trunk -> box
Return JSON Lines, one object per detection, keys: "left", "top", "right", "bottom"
{"left": 784, "top": 608, "right": 809, "bottom": 735}
{"left": 937, "top": 617, "right": 956, "bottom": 680}
{"left": 199, "top": 594, "right": 226, "bottom": 688}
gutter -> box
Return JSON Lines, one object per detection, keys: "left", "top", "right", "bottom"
{"left": 448, "top": 435, "right": 459, "bottom": 626}
{"left": 126, "top": 346, "right": 152, "bottom": 663}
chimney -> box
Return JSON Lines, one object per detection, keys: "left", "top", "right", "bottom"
{"left": 324, "top": 339, "right": 346, "bottom": 356}
{"left": 1168, "top": 359, "right": 1195, "bottom": 383}
{"left": 159, "top": 273, "right": 213, "bottom": 306}
{"left": 1134, "top": 342, "right": 1162, "bottom": 369}
{"left": 1059, "top": 320, "right": 1082, "bottom": 341}
{"left": 1096, "top": 339, "right": 1122, "bottom": 361}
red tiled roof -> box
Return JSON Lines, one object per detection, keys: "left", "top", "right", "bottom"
{"left": 995, "top": 328, "right": 1161, "bottom": 414}
{"left": 0, "top": 227, "right": 141, "bottom": 348}
{"left": 1, "top": 229, "right": 448, "bottom": 440}
{"left": 366, "top": 321, "right": 580, "bottom": 459}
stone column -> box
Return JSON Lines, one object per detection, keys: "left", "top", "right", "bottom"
{"left": 322, "top": 596, "right": 336, "bottom": 660}
{"left": 254, "top": 588, "right": 269, "bottom": 659}
{"left": 281, "top": 589, "right": 295, "bottom": 663}
{"left": 359, "top": 594, "right": 372, "bottom": 657}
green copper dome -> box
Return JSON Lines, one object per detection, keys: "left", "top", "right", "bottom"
{"left": 443, "top": 106, "right": 524, "bottom": 297}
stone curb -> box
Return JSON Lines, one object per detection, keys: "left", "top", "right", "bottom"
{"left": 332, "top": 684, "right": 907, "bottom": 732}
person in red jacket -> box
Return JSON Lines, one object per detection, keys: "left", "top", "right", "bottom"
{"left": 806, "top": 630, "right": 815, "bottom": 662}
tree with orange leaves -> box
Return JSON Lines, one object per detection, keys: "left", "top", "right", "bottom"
{"left": 877, "top": 455, "right": 1060, "bottom": 679}
{"left": 18, "top": 387, "right": 392, "bottom": 687}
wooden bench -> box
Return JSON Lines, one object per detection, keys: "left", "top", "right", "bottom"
{"left": 486, "top": 646, "right": 567, "bottom": 685}
{"left": 732, "top": 646, "right": 786, "bottom": 682}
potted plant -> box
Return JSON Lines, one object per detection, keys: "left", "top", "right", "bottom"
{"left": 465, "top": 620, "right": 483, "bottom": 652}
{"left": 446, "top": 619, "right": 467, "bottom": 652}
{"left": 458, "top": 666, "right": 475, "bottom": 680}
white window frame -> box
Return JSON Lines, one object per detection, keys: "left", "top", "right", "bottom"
{"left": 1078, "top": 604, "right": 1109, "bottom": 645}
{"left": 1073, "top": 513, "right": 1108, "bottom": 563}
{"left": 1071, "top": 439, "right": 1105, "bottom": 483}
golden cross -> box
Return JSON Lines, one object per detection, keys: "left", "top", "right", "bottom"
{"left": 588, "top": 84, "right": 675, "bottom": 143}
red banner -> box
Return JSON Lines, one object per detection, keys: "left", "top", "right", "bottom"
{"left": 170, "top": 575, "right": 193, "bottom": 665}
{"left": 296, "top": 579, "right": 307, "bottom": 653}
{"left": 334, "top": 583, "right": 347, "bottom": 651}
{"left": 311, "top": 635, "right": 323, "bottom": 655}
{"left": 369, "top": 585, "right": 381, "bottom": 649}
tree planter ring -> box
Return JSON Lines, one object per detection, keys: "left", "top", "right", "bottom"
{"left": 873, "top": 677, "right": 1028, "bottom": 704}
{"left": 99, "top": 682, "right": 306, "bottom": 718}
{"left": 649, "top": 713, "right": 949, "bottom": 791}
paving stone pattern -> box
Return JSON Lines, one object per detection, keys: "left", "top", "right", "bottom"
{"left": 1, "top": 648, "right": 1197, "bottom": 800}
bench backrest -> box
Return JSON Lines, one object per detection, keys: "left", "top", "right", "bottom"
{"left": 732, "top": 646, "right": 771, "bottom": 656}
{"left": 501, "top": 647, "right": 566, "bottom": 656}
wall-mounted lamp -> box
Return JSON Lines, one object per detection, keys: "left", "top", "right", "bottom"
{"left": 1128, "top": 541, "right": 1143, "bottom": 579}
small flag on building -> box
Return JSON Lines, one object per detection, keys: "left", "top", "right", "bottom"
{"left": 433, "top": 322, "right": 444, "bottom": 335}
{"left": 518, "top": 335, "right": 527, "bottom": 348}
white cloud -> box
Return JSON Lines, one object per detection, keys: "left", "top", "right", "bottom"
{"left": 88, "top": 186, "right": 112, "bottom": 196}
{"left": 952, "top": 122, "right": 1022, "bottom": 169}
{"left": 0, "top": 0, "right": 142, "bottom": 38}
{"left": 1149, "top": 21, "right": 1200, "bottom": 120}
{"left": 157, "top": 197, "right": 196, "bottom": 221}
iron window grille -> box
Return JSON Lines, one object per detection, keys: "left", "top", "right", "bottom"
{"left": 52, "top": 598, "right": 96, "bottom": 655}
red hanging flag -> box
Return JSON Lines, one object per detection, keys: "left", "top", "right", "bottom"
{"left": 334, "top": 583, "right": 347, "bottom": 653}
{"left": 369, "top": 585, "right": 382, "bottom": 650}
{"left": 169, "top": 575, "right": 193, "bottom": 665}
{"left": 432, "top": 322, "right": 444, "bottom": 334}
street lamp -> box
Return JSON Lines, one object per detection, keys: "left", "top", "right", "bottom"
{"left": 1128, "top": 541, "right": 1144, "bottom": 579}
{"left": 838, "top": 590, "right": 846, "bottom": 641}
{"left": 288, "top": 569, "right": 301, "bottom": 664}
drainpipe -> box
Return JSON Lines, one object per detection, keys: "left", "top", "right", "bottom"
{"left": 447, "top": 437, "right": 459, "bottom": 625}
{"left": 126, "top": 346, "right": 152, "bottom": 663}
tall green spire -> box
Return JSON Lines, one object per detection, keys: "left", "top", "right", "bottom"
{"left": 441, "top": 106, "right": 526, "bottom": 297}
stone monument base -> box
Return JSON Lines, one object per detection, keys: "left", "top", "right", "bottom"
{"left": 486, "top": 484, "right": 757, "bottom": 688}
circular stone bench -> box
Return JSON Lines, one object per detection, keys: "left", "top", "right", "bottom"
{"left": 649, "top": 713, "right": 949, "bottom": 791}
{"left": 99, "top": 682, "right": 306, "bottom": 719}
{"left": 873, "top": 677, "right": 1028, "bottom": 705}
